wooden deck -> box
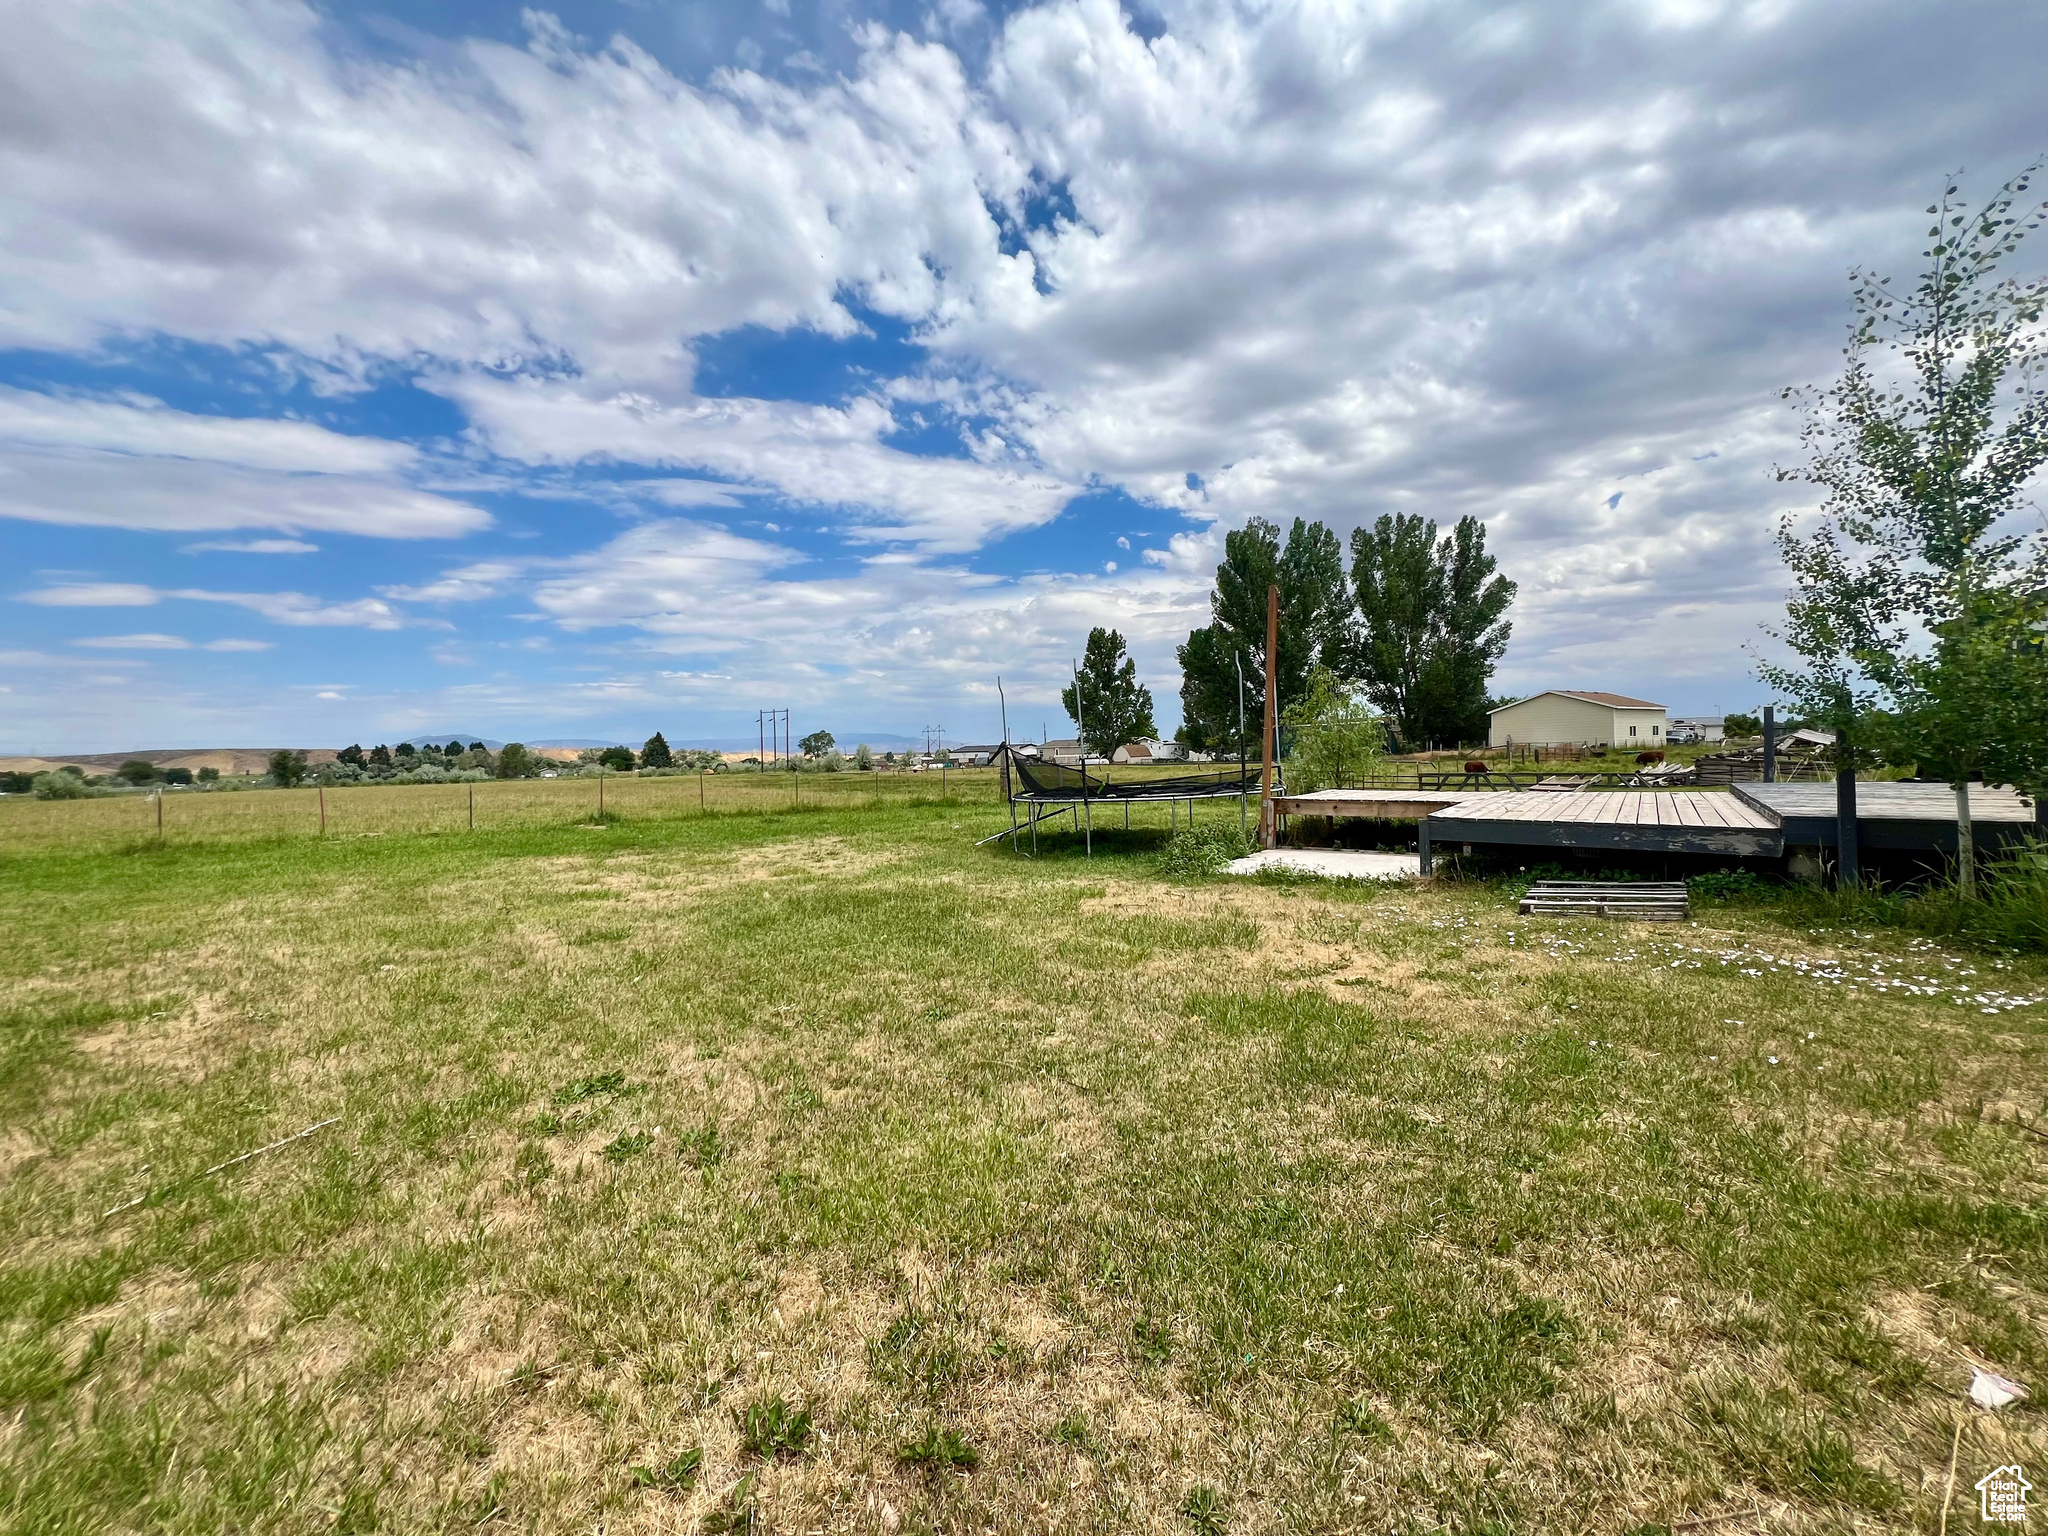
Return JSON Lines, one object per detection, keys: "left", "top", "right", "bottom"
{"left": 1420, "top": 790, "right": 1781, "bottom": 866}
{"left": 1274, "top": 777, "right": 2043, "bottom": 873}
{"left": 1273, "top": 788, "right": 1486, "bottom": 821}
{"left": 1734, "top": 781, "right": 2040, "bottom": 852}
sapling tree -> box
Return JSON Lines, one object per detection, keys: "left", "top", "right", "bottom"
{"left": 1760, "top": 163, "right": 2048, "bottom": 894}
{"left": 1280, "top": 667, "right": 1386, "bottom": 793}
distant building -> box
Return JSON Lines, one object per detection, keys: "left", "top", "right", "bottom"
{"left": 1111, "top": 739, "right": 1188, "bottom": 764}
{"left": 1668, "top": 716, "right": 1725, "bottom": 744}
{"left": 1488, "top": 691, "right": 1668, "bottom": 748}
{"left": 1042, "top": 738, "right": 1087, "bottom": 765}
{"left": 948, "top": 744, "right": 1003, "bottom": 766}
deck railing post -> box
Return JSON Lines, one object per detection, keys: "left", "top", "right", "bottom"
{"left": 1762, "top": 706, "right": 1776, "bottom": 783}
{"left": 1418, "top": 820, "right": 1433, "bottom": 876}
{"left": 1834, "top": 763, "right": 1860, "bottom": 888}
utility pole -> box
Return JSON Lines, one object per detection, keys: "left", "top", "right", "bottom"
{"left": 1259, "top": 583, "right": 1279, "bottom": 849}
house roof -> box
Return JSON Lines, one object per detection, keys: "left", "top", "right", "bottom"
{"left": 1488, "top": 689, "right": 1666, "bottom": 714}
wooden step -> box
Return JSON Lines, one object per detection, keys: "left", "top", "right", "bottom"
{"left": 1520, "top": 881, "right": 1690, "bottom": 921}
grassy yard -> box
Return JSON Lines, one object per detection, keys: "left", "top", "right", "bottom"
{"left": 0, "top": 788, "right": 2043, "bottom": 1533}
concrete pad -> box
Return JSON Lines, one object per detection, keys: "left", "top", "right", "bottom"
{"left": 1227, "top": 848, "right": 1421, "bottom": 881}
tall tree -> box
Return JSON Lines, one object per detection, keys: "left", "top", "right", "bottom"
{"left": 641, "top": 731, "right": 674, "bottom": 768}
{"left": 1177, "top": 517, "right": 1350, "bottom": 754}
{"left": 1063, "top": 627, "right": 1158, "bottom": 759}
{"left": 798, "top": 730, "right": 836, "bottom": 759}
{"left": 267, "top": 750, "right": 308, "bottom": 787}
{"left": 1759, "top": 164, "right": 2048, "bottom": 890}
{"left": 1350, "top": 513, "right": 1516, "bottom": 748}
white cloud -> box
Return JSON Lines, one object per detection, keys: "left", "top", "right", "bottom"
{"left": 0, "top": 387, "right": 413, "bottom": 473}
{"left": 0, "top": 3, "right": 1033, "bottom": 390}
{"left": 73, "top": 632, "right": 189, "bottom": 648}
{"left": 181, "top": 539, "right": 320, "bottom": 555}
{"left": 450, "top": 378, "right": 1076, "bottom": 552}
{"left": 3, "top": 0, "right": 2043, "bottom": 730}
{"left": 21, "top": 582, "right": 408, "bottom": 628}
{"left": 0, "top": 389, "right": 490, "bottom": 539}
{"left": 377, "top": 562, "right": 525, "bottom": 604}
{"left": 22, "top": 583, "right": 160, "bottom": 606}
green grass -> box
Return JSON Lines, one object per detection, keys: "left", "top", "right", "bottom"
{"left": 0, "top": 795, "right": 2043, "bottom": 1531}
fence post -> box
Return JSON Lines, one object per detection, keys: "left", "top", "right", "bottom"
{"left": 318, "top": 785, "right": 325, "bottom": 835}
{"left": 468, "top": 783, "right": 474, "bottom": 831}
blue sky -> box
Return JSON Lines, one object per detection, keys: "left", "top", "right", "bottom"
{"left": 3, "top": 0, "right": 2044, "bottom": 752}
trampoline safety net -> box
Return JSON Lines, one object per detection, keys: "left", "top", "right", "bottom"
{"left": 998, "top": 744, "right": 1265, "bottom": 802}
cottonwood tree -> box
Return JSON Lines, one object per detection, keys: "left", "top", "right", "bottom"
{"left": 1177, "top": 517, "right": 1349, "bottom": 754}
{"left": 1349, "top": 514, "right": 1516, "bottom": 749}
{"left": 1063, "top": 627, "right": 1157, "bottom": 759}
{"left": 1760, "top": 164, "right": 2048, "bottom": 893}
{"left": 494, "top": 743, "right": 537, "bottom": 778}
{"left": 641, "top": 731, "right": 674, "bottom": 768}
{"left": 799, "top": 730, "right": 836, "bottom": 758}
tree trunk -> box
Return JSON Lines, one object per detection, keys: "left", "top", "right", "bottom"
{"left": 1955, "top": 779, "right": 1976, "bottom": 898}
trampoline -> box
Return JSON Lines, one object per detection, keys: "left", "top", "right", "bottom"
{"left": 980, "top": 744, "right": 1272, "bottom": 856}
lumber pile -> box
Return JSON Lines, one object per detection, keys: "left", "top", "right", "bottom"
{"left": 1518, "top": 881, "right": 1690, "bottom": 922}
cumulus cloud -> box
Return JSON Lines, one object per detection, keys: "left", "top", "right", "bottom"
{"left": 0, "top": 2, "right": 1034, "bottom": 388}
{"left": 4, "top": 0, "right": 2044, "bottom": 733}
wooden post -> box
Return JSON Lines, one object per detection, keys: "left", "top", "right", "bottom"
{"left": 1762, "top": 705, "right": 1776, "bottom": 782}
{"left": 1955, "top": 780, "right": 1976, "bottom": 898}
{"left": 1259, "top": 582, "right": 1279, "bottom": 849}
{"left": 317, "top": 786, "right": 325, "bottom": 835}
{"left": 468, "top": 783, "right": 474, "bottom": 831}
{"left": 158, "top": 790, "right": 165, "bottom": 840}
{"left": 1834, "top": 762, "right": 1859, "bottom": 888}
{"left": 598, "top": 768, "right": 605, "bottom": 816}
{"left": 701, "top": 769, "right": 706, "bottom": 811}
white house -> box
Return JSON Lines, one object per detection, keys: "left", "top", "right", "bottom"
{"left": 1668, "top": 716, "right": 1725, "bottom": 744}
{"left": 1488, "top": 691, "right": 1668, "bottom": 748}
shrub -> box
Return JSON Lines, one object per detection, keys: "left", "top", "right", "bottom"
{"left": 1156, "top": 821, "right": 1255, "bottom": 877}
{"left": 196, "top": 766, "right": 219, "bottom": 783}
{"left": 267, "top": 750, "right": 308, "bottom": 787}
{"left": 116, "top": 759, "right": 158, "bottom": 784}
{"left": 32, "top": 771, "right": 90, "bottom": 800}
{"left": 0, "top": 771, "right": 34, "bottom": 794}
{"left": 159, "top": 766, "right": 193, "bottom": 786}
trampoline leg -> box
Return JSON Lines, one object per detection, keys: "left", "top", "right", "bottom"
{"left": 1085, "top": 799, "right": 1092, "bottom": 858}
{"left": 1418, "top": 822, "right": 1433, "bottom": 876}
